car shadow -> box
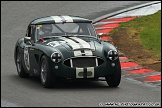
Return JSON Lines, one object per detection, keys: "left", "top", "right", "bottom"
{"left": 10, "top": 74, "right": 120, "bottom": 90}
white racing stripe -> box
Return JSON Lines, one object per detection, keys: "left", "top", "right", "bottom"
{"left": 59, "top": 37, "right": 80, "bottom": 49}
{"left": 59, "top": 37, "right": 93, "bottom": 56}
{"left": 76, "top": 67, "right": 94, "bottom": 78}
{"left": 74, "top": 50, "right": 82, "bottom": 56}
{"left": 69, "top": 37, "right": 93, "bottom": 56}
{"left": 51, "top": 16, "right": 62, "bottom": 23}
{"left": 76, "top": 68, "right": 84, "bottom": 78}
{"left": 69, "top": 37, "right": 91, "bottom": 48}
{"left": 87, "top": 67, "right": 94, "bottom": 78}
{"left": 59, "top": 37, "right": 82, "bottom": 56}
{"left": 84, "top": 50, "right": 93, "bottom": 55}
{"left": 62, "top": 15, "right": 73, "bottom": 22}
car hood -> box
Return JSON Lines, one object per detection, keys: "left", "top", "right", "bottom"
{"left": 39, "top": 36, "right": 107, "bottom": 59}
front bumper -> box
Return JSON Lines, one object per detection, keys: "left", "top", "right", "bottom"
{"left": 49, "top": 58, "right": 120, "bottom": 79}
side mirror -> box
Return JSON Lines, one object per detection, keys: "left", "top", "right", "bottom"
{"left": 24, "top": 37, "right": 31, "bottom": 45}
{"left": 97, "top": 34, "right": 101, "bottom": 38}
{"left": 97, "top": 33, "right": 103, "bottom": 39}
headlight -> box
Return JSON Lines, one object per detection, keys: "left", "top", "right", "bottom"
{"left": 51, "top": 52, "right": 62, "bottom": 63}
{"left": 107, "top": 50, "right": 118, "bottom": 61}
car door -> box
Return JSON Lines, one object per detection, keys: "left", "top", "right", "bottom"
{"left": 23, "top": 25, "right": 32, "bottom": 73}
{"left": 24, "top": 25, "right": 39, "bottom": 74}
{"left": 28, "top": 25, "right": 42, "bottom": 75}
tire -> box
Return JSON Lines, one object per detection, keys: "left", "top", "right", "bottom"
{"left": 16, "top": 49, "right": 30, "bottom": 78}
{"left": 105, "top": 61, "right": 121, "bottom": 87}
{"left": 40, "top": 55, "right": 56, "bottom": 88}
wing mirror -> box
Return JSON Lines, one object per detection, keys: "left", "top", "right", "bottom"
{"left": 24, "top": 37, "right": 32, "bottom": 45}
{"left": 97, "top": 33, "right": 103, "bottom": 39}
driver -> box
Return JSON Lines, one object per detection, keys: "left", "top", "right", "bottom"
{"left": 39, "top": 24, "right": 53, "bottom": 38}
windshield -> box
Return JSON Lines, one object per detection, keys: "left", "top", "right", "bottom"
{"left": 35, "top": 23, "right": 97, "bottom": 40}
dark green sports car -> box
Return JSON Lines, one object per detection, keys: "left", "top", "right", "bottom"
{"left": 14, "top": 15, "right": 121, "bottom": 88}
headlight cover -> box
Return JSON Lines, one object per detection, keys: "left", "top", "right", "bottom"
{"left": 51, "top": 52, "right": 62, "bottom": 63}
{"left": 107, "top": 50, "right": 118, "bottom": 61}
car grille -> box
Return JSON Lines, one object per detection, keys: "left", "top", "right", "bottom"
{"left": 64, "top": 57, "right": 104, "bottom": 68}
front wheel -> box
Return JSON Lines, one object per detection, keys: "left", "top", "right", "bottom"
{"left": 40, "top": 55, "right": 56, "bottom": 88}
{"left": 105, "top": 61, "right": 121, "bottom": 87}
{"left": 16, "top": 49, "right": 30, "bottom": 78}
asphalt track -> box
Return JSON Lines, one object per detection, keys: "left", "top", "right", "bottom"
{"left": 1, "top": 1, "right": 161, "bottom": 107}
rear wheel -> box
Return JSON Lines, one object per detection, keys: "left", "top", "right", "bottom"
{"left": 16, "top": 49, "right": 30, "bottom": 78}
{"left": 40, "top": 55, "right": 56, "bottom": 88}
{"left": 105, "top": 61, "right": 121, "bottom": 87}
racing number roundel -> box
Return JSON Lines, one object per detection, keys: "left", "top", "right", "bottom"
{"left": 24, "top": 46, "right": 30, "bottom": 70}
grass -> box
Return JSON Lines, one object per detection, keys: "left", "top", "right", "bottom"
{"left": 111, "top": 10, "right": 161, "bottom": 59}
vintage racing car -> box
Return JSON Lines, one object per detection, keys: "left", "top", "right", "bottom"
{"left": 14, "top": 15, "right": 121, "bottom": 88}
